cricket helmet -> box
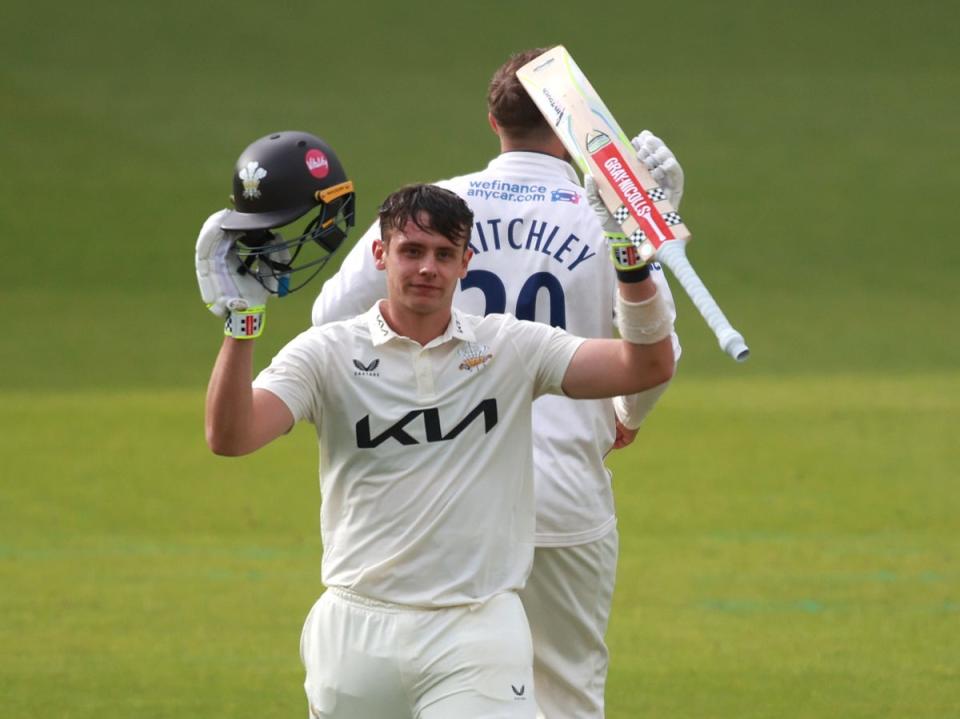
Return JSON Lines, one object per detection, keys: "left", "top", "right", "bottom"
{"left": 220, "top": 130, "right": 356, "bottom": 295}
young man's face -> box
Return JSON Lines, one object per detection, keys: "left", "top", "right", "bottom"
{"left": 373, "top": 215, "right": 472, "bottom": 318}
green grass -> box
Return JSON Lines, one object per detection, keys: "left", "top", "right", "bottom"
{"left": 0, "top": 391, "right": 322, "bottom": 717}
{"left": 2, "top": 376, "right": 956, "bottom": 717}
{"left": 2, "top": 0, "right": 958, "bottom": 715}
{"left": 606, "top": 374, "right": 959, "bottom": 717}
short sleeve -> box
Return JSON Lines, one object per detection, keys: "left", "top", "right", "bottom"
{"left": 252, "top": 329, "right": 327, "bottom": 426}
{"left": 500, "top": 315, "right": 585, "bottom": 398}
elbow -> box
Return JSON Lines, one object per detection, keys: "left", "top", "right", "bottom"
{"left": 638, "top": 347, "right": 675, "bottom": 392}
{"left": 208, "top": 443, "right": 242, "bottom": 458}
{"left": 206, "top": 426, "right": 248, "bottom": 457}
{"left": 659, "top": 345, "right": 678, "bottom": 384}
{"left": 655, "top": 356, "right": 676, "bottom": 387}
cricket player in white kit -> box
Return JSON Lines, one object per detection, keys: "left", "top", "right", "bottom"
{"left": 311, "top": 49, "right": 685, "bottom": 718}
{"left": 198, "top": 176, "right": 676, "bottom": 717}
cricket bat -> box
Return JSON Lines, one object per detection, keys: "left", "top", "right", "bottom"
{"left": 517, "top": 46, "right": 750, "bottom": 362}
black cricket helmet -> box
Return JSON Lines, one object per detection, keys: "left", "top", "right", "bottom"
{"left": 221, "top": 130, "right": 356, "bottom": 295}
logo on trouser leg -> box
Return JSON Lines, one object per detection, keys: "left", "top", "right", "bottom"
{"left": 511, "top": 684, "right": 526, "bottom": 699}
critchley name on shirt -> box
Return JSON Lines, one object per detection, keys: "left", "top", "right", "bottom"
{"left": 469, "top": 216, "right": 596, "bottom": 271}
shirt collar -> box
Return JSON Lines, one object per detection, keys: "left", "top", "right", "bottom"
{"left": 365, "top": 302, "right": 476, "bottom": 348}
{"left": 485, "top": 151, "right": 581, "bottom": 185}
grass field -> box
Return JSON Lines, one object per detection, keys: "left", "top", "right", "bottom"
{"left": 3, "top": 375, "right": 956, "bottom": 717}
{"left": 2, "top": 0, "right": 958, "bottom": 716}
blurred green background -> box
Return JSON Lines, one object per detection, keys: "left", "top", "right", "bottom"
{"left": 2, "top": 0, "right": 957, "bottom": 716}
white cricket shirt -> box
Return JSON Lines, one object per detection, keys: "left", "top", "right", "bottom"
{"left": 311, "top": 152, "right": 680, "bottom": 546}
{"left": 253, "top": 304, "right": 584, "bottom": 607}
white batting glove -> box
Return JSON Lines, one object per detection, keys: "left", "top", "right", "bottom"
{"left": 584, "top": 175, "right": 621, "bottom": 235}
{"left": 585, "top": 175, "right": 649, "bottom": 280}
{"left": 195, "top": 209, "right": 290, "bottom": 338}
{"left": 631, "top": 130, "right": 684, "bottom": 210}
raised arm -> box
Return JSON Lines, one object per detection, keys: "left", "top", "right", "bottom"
{"left": 205, "top": 338, "right": 293, "bottom": 455}
{"left": 562, "top": 277, "right": 675, "bottom": 398}
{"left": 562, "top": 172, "right": 678, "bottom": 398}
{"left": 195, "top": 210, "right": 295, "bottom": 456}
{"left": 612, "top": 129, "right": 685, "bottom": 432}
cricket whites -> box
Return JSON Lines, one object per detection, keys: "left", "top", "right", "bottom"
{"left": 517, "top": 46, "right": 750, "bottom": 362}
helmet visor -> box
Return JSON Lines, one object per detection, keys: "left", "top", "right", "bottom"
{"left": 232, "top": 189, "right": 356, "bottom": 296}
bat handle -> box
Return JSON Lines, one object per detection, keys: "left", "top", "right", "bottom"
{"left": 655, "top": 240, "right": 750, "bottom": 362}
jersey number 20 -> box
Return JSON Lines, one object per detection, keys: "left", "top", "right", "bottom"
{"left": 461, "top": 270, "right": 566, "bottom": 329}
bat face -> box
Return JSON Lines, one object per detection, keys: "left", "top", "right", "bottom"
{"left": 586, "top": 133, "right": 679, "bottom": 258}
{"left": 516, "top": 46, "right": 689, "bottom": 262}
{"left": 517, "top": 46, "right": 751, "bottom": 362}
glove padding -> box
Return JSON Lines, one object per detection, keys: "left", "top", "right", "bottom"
{"left": 632, "top": 130, "right": 684, "bottom": 210}
{"left": 585, "top": 175, "right": 648, "bottom": 277}
{"left": 584, "top": 175, "right": 621, "bottom": 235}
{"left": 195, "top": 209, "right": 290, "bottom": 319}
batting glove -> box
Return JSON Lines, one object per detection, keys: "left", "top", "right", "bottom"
{"left": 631, "top": 130, "right": 684, "bottom": 210}
{"left": 195, "top": 209, "right": 291, "bottom": 339}
{"left": 585, "top": 175, "right": 650, "bottom": 283}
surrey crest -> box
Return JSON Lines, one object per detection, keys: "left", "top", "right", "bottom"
{"left": 458, "top": 342, "right": 493, "bottom": 373}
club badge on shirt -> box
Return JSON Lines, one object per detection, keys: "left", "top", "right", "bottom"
{"left": 458, "top": 342, "right": 493, "bottom": 373}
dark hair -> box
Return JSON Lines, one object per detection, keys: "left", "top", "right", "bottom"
{"left": 378, "top": 184, "right": 474, "bottom": 247}
{"left": 487, "top": 48, "right": 554, "bottom": 142}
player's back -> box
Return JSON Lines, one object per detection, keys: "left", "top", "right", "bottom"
{"left": 440, "top": 152, "right": 620, "bottom": 543}
{"left": 441, "top": 152, "right": 613, "bottom": 342}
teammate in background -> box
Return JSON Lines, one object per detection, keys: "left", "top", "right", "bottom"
{"left": 311, "top": 49, "right": 685, "bottom": 717}
{"left": 198, "top": 180, "right": 675, "bottom": 717}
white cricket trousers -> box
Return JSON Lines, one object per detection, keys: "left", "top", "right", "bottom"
{"left": 300, "top": 587, "right": 537, "bottom": 719}
{"left": 520, "top": 528, "right": 618, "bottom": 719}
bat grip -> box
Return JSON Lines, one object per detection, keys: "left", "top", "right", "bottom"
{"left": 655, "top": 241, "right": 750, "bottom": 362}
